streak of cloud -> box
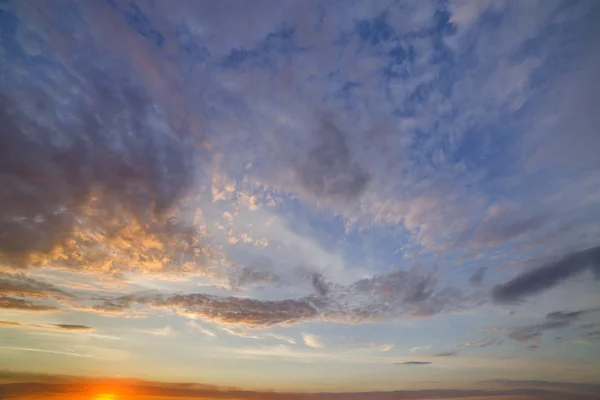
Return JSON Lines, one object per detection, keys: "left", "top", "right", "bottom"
{"left": 493, "top": 245, "right": 600, "bottom": 303}
{"left": 394, "top": 361, "right": 432, "bottom": 366}
{"left": 0, "top": 320, "right": 93, "bottom": 332}
{"left": 0, "top": 297, "right": 58, "bottom": 312}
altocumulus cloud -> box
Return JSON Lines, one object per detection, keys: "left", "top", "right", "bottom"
{"left": 88, "top": 267, "right": 477, "bottom": 326}
{"left": 0, "top": 61, "right": 205, "bottom": 276}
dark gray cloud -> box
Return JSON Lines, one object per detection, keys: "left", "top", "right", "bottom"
{"left": 469, "top": 266, "right": 487, "bottom": 286}
{"left": 583, "top": 330, "right": 600, "bottom": 339}
{"left": 492, "top": 245, "right": 600, "bottom": 303}
{"left": 0, "top": 297, "right": 58, "bottom": 312}
{"left": 394, "top": 361, "right": 432, "bottom": 365}
{"left": 52, "top": 324, "right": 94, "bottom": 331}
{"left": 435, "top": 351, "right": 457, "bottom": 357}
{"left": 0, "top": 53, "right": 196, "bottom": 268}
{"left": 577, "top": 323, "right": 599, "bottom": 331}
{"left": 546, "top": 310, "right": 588, "bottom": 321}
{"left": 297, "top": 118, "right": 369, "bottom": 202}
{"left": 310, "top": 273, "right": 330, "bottom": 297}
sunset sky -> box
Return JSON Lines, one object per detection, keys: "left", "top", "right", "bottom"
{"left": 1, "top": 0, "right": 600, "bottom": 399}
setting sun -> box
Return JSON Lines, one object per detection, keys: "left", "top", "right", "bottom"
{"left": 95, "top": 395, "right": 116, "bottom": 400}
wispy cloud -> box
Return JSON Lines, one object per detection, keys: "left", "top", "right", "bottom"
{"left": 0, "top": 320, "right": 94, "bottom": 332}
{"left": 394, "top": 361, "right": 432, "bottom": 366}
{"left": 187, "top": 321, "right": 217, "bottom": 337}
{"left": 409, "top": 345, "right": 432, "bottom": 354}
{"left": 500, "top": 308, "right": 600, "bottom": 348}
{"left": 457, "top": 338, "right": 501, "bottom": 349}
{"left": 0, "top": 297, "right": 58, "bottom": 312}
{"left": 469, "top": 267, "right": 487, "bottom": 286}
{"left": 0, "top": 273, "right": 73, "bottom": 300}
{"left": 141, "top": 326, "right": 176, "bottom": 336}
{"left": 0, "top": 347, "right": 94, "bottom": 358}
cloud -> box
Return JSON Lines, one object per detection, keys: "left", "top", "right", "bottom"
{"left": 484, "top": 379, "right": 600, "bottom": 395}
{"left": 187, "top": 321, "right": 217, "bottom": 337}
{"left": 470, "top": 208, "right": 548, "bottom": 249}
{"left": 492, "top": 245, "right": 600, "bottom": 303}
{"left": 341, "top": 268, "right": 476, "bottom": 320}
{"left": 265, "top": 333, "right": 296, "bottom": 345}
{"left": 53, "top": 324, "right": 94, "bottom": 331}
{"left": 142, "top": 326, "right": 175, "bottom": 336}
{"left": 0, "top": 320, "right": 93, "bottom": 332}
{"left": 0, "top": 347, "right": 94, "bottom": 358}
{"left": 89, "top": 267, "right": 476, "bottom": 326}
{"left": 302, "top": 333, "right": 324, "bottom": 349}
{"left": 394, "top": 361, "right": 432, "bottom": 366}
{"left": 221, "top": 327, "right": 262, "bottom": 339}
{"left": 546, "top": 310, "right": 589, "bottom": 321}
{"left": 0, "top": 82, "right": 192, "bottom": 260}
{"left": 0, "top": 273, "right": 73, "bottom": 300}
{"left": 583, "top": 330, "right": 600, "bottom": 339}
{"left": 0, "top": 297, "right": 58, "bottom": 312}
{"left": 457, "top": 338, "right": 500, "bottom": 348}
{"left": 502, "top": 308, "right": 598, "bottom": 347}
{"left": 469, "top": 267, "right": 487, "bottom": 286}
{"left": 94, "top": 292, "right": 319, "bottom": 326}
{"left": 0, "top": 1, "right": 598, "bottom": 377}
{"left": 296, "top": 117, "right": 369, "bottom": 203}
{"left": 0, "top": 50, "right": 211, "bottom": 277}
{"left": 310, "top": 273, "right": 330, "bottom": 297}
{"left": 229, "top": 265, "right": 281, "bottom": 289}
{"left": 376, "top": 344, "right": 395, "bottom": 352}
{"left": 435, "top": 351, "right": 457, "bottom": 357}
{"left": 409, "top": 345, "right": 431, "bottom": 354}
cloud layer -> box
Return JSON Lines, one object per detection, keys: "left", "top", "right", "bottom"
{"left": 0, "top": 0, "right": 599, "bottom": 390}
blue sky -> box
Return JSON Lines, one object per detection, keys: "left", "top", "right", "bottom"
{"left": 1, "top": 0, "right": 600, "bottom": 398}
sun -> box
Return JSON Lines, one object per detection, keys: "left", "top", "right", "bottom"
{"left": 94, "top": 394, "right": 116, "bottom": 400}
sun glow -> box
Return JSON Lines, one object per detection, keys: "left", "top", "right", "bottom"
{"left": 95, "top": 394, "right": 116, "bottom": 400}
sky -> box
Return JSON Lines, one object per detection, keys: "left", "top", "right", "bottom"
{"left": 0, "top": 0, "right": 600, "bottom": 399}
